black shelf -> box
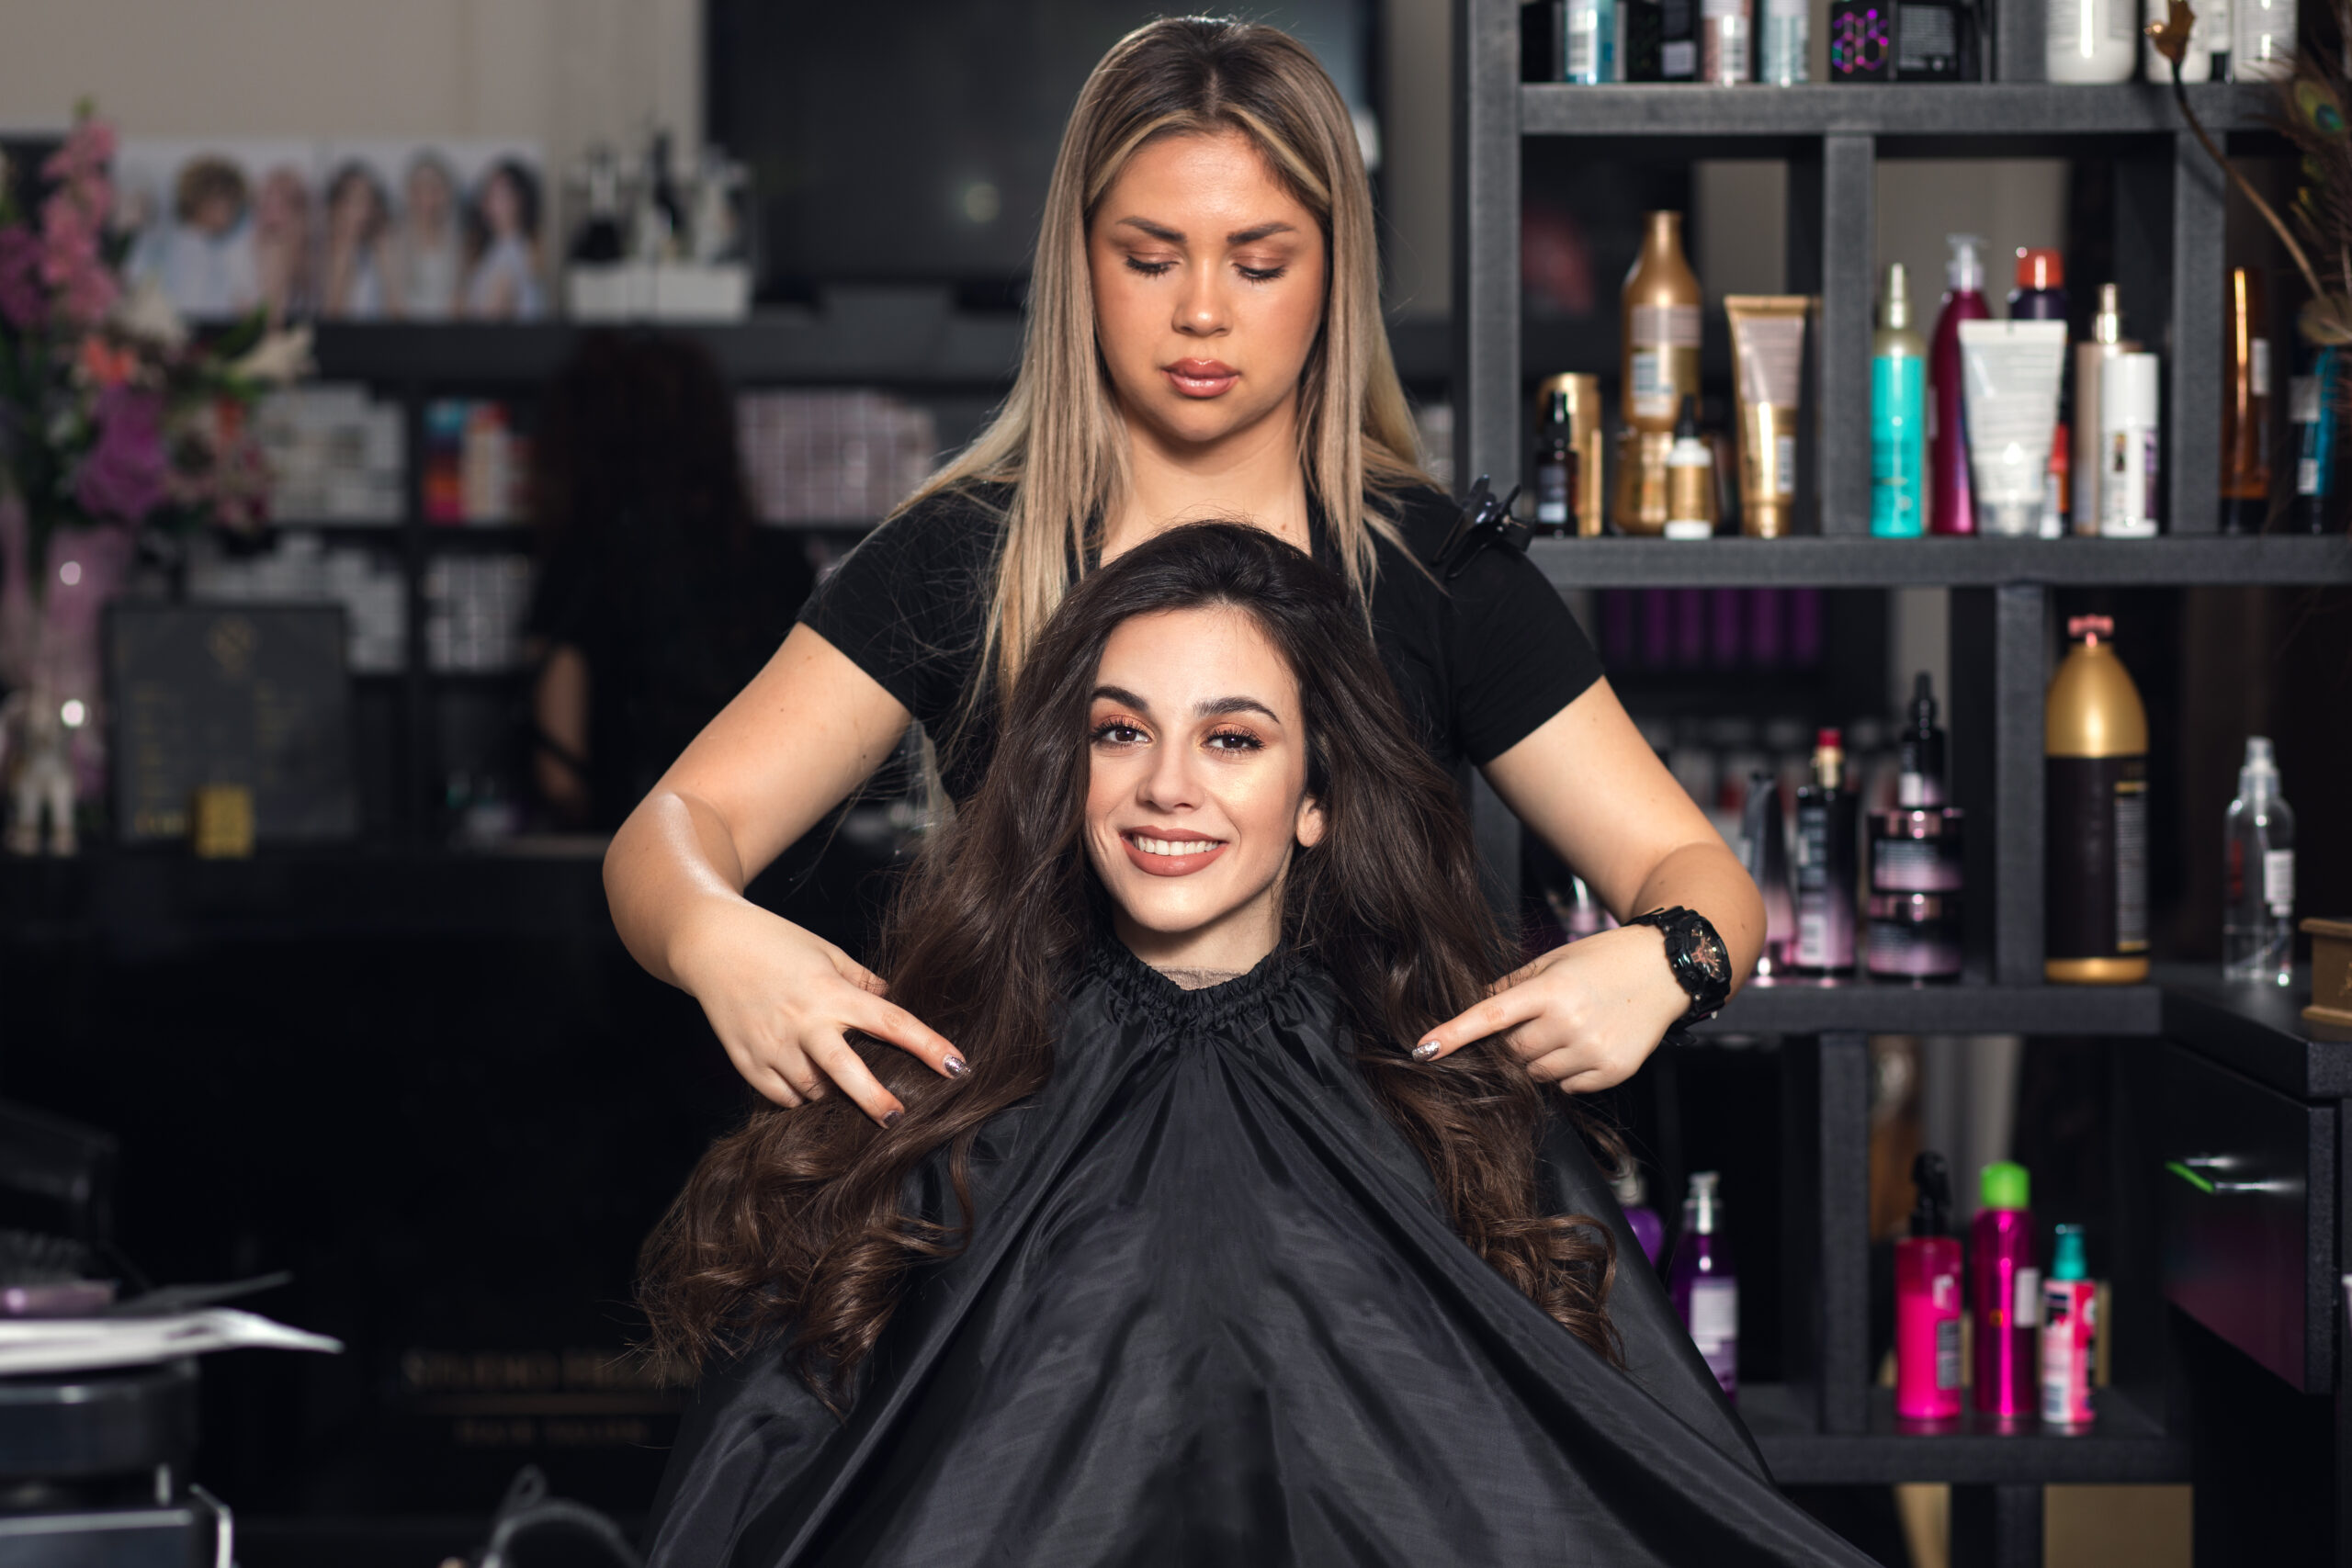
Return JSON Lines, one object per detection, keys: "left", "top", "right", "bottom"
{"left": 2157, "top": 964, "right": 2352, "bottom": 1099}
{"left": 1520, "top": 81, "right": 2269, "bottom": 140}
{"left": 1744, "top": 1385, "right": 2188, "bottom": 1485}
{"left": 1527, "top": 535, "right": 2352, "bottom": 589}
{"left": 1696, "top": 975, "right": 2162, "bottom": 1036}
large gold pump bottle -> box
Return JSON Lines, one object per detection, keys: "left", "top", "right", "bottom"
{"left": 1616, "top": 211, "right": 1702, "bottom": 534}
{"left": 2045, "top": 615, "right": 2150, "bottom": 983}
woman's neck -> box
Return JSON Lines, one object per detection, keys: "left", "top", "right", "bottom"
{"left": 1102, "top": 395, "right": 1312, "bottom": 560}
{"left": 1111, "top": 891, "right": 1282, "bottom": 978}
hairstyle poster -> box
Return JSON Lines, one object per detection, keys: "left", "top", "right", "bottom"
{"left": 117, "top": 138, "right": 548, "bottom": 323}
{"left": 115, "top": 139, "right": 320, "bottom": 322}
{"left": 319, "top": 140, "right": 547, "bottom": 322}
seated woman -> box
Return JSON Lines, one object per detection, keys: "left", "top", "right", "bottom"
{"left": 638, "top": 525, "right": 1873, "bottom": 1568}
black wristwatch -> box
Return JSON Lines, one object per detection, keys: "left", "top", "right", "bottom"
{"left": 1626, "top": 906, "right": 1732, "bottom": 1025}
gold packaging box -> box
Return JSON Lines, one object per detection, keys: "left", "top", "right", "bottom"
{"left": 2304, "top": 918, "right": 2352, "bottom": 1038}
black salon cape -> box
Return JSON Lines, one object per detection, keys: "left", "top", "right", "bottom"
{"left": 644, "top": 947, "right": 1875, "bottom": 1568}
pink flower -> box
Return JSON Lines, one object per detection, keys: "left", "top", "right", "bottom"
{"left": 0, "top": 225, "right": 42, "bottom": 330}
{"left": 74, "top": 386, "right": 167, "bottom": 523}
{"left": 40, "top": 118, "right": 116, "bottom": 184}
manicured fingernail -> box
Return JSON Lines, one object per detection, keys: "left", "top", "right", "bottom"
{"left": 882, "top": 1109, "right": 903, "bottom": 1129}
{"left": 1411, "top": 1041, "right": 1442, "bottom": 1062}
{"left": 943, "top": 1055, "right": 967, "bottom": 1077}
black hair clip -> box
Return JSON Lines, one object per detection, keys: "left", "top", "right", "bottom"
{"left": 1428, "top": 475, "right": 1530, "bottom": 581}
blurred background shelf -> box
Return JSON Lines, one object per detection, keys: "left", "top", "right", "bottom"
{"left": 1520, "top": 81, "right": 2272, "bottom": 140}
{"left": 1528, "top": 536, "right": 2352, "bottom": 589}
{"left": 1744, "top": 1385, "right": 2188, "bottom": 1485}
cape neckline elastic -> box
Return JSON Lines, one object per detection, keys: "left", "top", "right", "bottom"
{"left": 1080, "top": 934, "right": 1304, "bottom": 1027}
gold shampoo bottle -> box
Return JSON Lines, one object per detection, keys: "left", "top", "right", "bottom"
{"left": 2221, "top": 266, "right": 2272, "bottom": 534}
{"left": 2045, "top": 615, "right": 2150, "bottom": 984}
{"left": 1623, "top": 211, "right": 1702, "bottom": 434}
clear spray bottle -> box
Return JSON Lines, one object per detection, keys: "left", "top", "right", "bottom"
{"left": 2223, "top": 737, "right": 2296, "bottom": 985}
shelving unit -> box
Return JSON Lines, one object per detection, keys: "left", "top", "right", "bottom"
{"left": 1454, "top": 3, "right": 2346, "bottom": 1562}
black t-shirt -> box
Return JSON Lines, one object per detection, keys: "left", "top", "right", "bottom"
{"left": 799, "top": 482, "right": 1603, "bottom": 802}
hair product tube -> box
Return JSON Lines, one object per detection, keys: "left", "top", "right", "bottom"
{"left": 1724, "top": 295, "right": 1810, "bottom": 538}
{"left": 2045, "top": 615, "right": 2149, "bottom": 984}
{"left": 2222, "top": 266, "right": 2272, "bottom": 533}
{"left": 1956, "top": 320, "right": 2066, "bottom": 536}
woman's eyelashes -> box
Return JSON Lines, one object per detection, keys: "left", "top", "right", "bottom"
{"left": 1117, "top": 254, "right": 1289, "bottom": 284}
{"left": 1088, "top": 717, "right": 1266, "bottom": 755}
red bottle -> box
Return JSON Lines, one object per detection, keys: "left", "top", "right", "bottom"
{"left": 1894, "top": 1152, "right": 1964, "bottom": 1423}
{"left": 1928, "top": 234, "right": 1991, "bottom": 535}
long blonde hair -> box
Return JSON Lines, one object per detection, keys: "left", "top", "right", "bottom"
{"left": 907, "top": 16, "right": 1429, "bottom": 695}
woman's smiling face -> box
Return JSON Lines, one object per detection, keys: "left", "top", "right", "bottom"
{"left": 1087, "top": 130, "right": 1328, "bottom": 457}
{"left": 1082, "top": 604, "right": 1324, "bottom": 973}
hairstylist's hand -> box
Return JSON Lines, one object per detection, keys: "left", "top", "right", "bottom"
{"left": 673, "top": 898, "right": 965, "bottom": 1123}
{"left": 1410, "top": 925, "right": 1689, "bottom": 1094}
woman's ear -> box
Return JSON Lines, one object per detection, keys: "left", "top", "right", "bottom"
{"left": 1295, "top": 795, "right": 1327, "bottom": 850}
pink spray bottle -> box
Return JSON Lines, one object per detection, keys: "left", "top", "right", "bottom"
{"left": 1894, "top": 1151, "right": 1963, "bottom": 1424}
{"left": 1928, "top": 233, "right": 1991, "bottom": 535}
{"left": 1970, "top": 1160, "right": 2039, "bottom": 1422}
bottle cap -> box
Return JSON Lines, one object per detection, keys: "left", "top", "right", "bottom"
{"left": 1909, "top": 1150, "right": 1952, "bottom": 1237}
{"left": 1909, "top": 671, "right": 1938, "bottom": 730}
{"left": 1980, "top": 1160, "right": 2030, "bottom": 1212}
{"left": 1817, "top": 726, "right": 1842, "bottom": 750}
{"left": 2051, "top": 1223, "right": 2089, "bottom": 1281}
{"left": 2066, "top": 615, "right": 2114, "bottom": 644}
{"left": 1611, "top": 1166, "right": 1649, "bottom": 1208}
{"left": 1946, "top": 233, "right": 1986, "bottom": 293}
{"left": 1674, "top": 393, "right": 1701, "bottom": 441}
{"left": 2094, "top": 282, "right": 2124, "bottom": 344}
{"left": 2015, "top": 246, "right": 2064, "bottom": 292}
{"left": 1883, "top": 261, "right": 1912, "bottom": 332}
{"left": 1544, "top": 389, "right": 1570, "bottom": 428}
{"left": 2241, "top": 735, "right": 2279, "bottom": 798}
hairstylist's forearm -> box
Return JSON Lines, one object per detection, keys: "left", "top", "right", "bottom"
{"left": 1623, "top": 837, "right": 1765, "bottom": 997}
{"left": 605, "top": 789, "right": 759, "bottom": 988}
{"left": 603, "top": 625, "right": 916, "bottom": 990}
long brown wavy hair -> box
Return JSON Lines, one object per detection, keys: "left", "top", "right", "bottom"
{"left": 638, "top": 525, "right": 1618, "bottom": 1407}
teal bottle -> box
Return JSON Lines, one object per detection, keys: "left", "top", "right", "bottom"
{"left": 1871, "top": 262, "right": 1928, "bottom": 537}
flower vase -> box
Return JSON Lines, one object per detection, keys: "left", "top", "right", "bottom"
{"left": 0, "top": 492, "right": 133, "bottom": 808}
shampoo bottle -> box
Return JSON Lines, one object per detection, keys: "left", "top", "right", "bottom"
{"left": 1623, "top": 213, "right": 1703, "bottom": 434}
{"left": 2292, "top": 347, "right": 2343, "bottom": 532}
{"left": 1701, "top": 0, "right": 1754, "bottom": 82}
{"left": 1665, "top": 395, "right": 1718, "bottom": 539}
{"left": 2040, "top": 1224, "right": 2099, "bottom": 1429}
{"left": 2007, "top": 248, "right": 2067, "bottom": 321}
{"left": 1929, "top": 234, "right": 1992, "bottom": 535}
{"left": 1898, "top": 671, "right": 1946, "bottom": 807}
{"left": 1669, "top": 1171, "right": 1738, "bottom": 1399}
{"left": 1742, "top": 770, "right": 1794, "bottom": 976}
{"left": 1613, "top": 1167, "right": 1668, "bottom": 1266}
{"left": 2222, "top": 736, "right": 2297, "bottom": 985}
{"left": 1894, "top": 1151, "right": 1964, "bottom": 1423}
{"left": 2222, "top": 266, "right": 2272, "bottom": 534}
{"left": 1971, "top": 1160, "right": 2039, "bottom": 1422}
{"left": 1533, "top": 389, "right": 1577, "bottom": 535}
{"left": 2231, "top": 0, "right": 2294, "bottom": 78}
{"left": 1871, "top": 262, "right": 1928, "bottom": 538}
{"left": 2048, "top": 0, "right": 2137, "bottom": 80}
{"left": 2073, "top": 284, "right": 2132, "bottom": 536}
{"left": 1793, "top": 728, "right": 1858, "bottom": 974}
{"left": 2046, "top": 615, "right": 2150, "bottom": 984}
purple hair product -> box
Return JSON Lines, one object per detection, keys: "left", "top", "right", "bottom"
{"left": 1643, "top": 588, "right": 1675, "bottom": 668}
{"left": 1668, "top": 1171, "right": 1737, "bottom": 1399}
{"left": 1748, "top": 588, "right": 1786, "bottom": 666}
{"left": 1871, "top": 808, "right": 1965, "bottom": 893}
{"left": 1866, "top": 892, "right": 1964, "bottom": 981}
{"left": 1675, "top": 588, "right": 1708, "bottom": 667}
{"left": 1711, "top": 589, "right": 1745, "bottom": 668}
{"left": 1789, "top": 586, "right": 1825, "bottom": 666}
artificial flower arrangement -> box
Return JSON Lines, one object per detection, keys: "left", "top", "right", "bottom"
{"left": 0, "top": 105, "right": 311, "bottom": 852}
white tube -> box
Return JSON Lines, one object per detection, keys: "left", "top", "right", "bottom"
{"left": 1957, "top": 320, "right": 2067, "bottom": 537}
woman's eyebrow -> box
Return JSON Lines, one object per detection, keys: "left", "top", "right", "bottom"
{"left": 1226, "top": 221, "right": 1296, "bottom": 244}
{"left": 1197, "top": 695, "right": 1282, "bottom": 722}
{"left": 1113, "top": 217, "right": 1183, "bottom": 243}
{"left": 1092, "top": 683, "right": 1154, "bottom": 711}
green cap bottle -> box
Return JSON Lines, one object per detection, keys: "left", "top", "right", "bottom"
{"left": 1980, "top": 1160, "right": 2030, "bottom": 1213}
{"left": 2051, "top": 1223, "right": 2088, "bottom": 1281}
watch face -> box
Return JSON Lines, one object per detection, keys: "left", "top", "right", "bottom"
{"left": 1689, "top": 925, "right": 1728, "bottom": 983}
